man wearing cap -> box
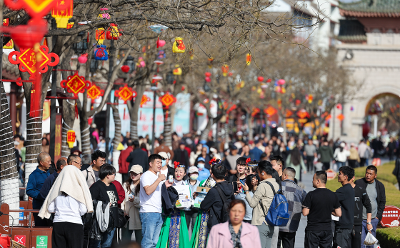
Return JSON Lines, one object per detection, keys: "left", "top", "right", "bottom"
{"left": 173, "top": 141, "right": 190, "bottom": 170}
{"left": 154, "top": 139, "right": 174, "bottom": 160}
{"left": 225, "top": 145, "right": 240, "bottom": 182}
{"left": 159, "top": 152, "right": 174, "bottom": 180}
{"left": 196, "top": 157, "right": 210, "bottom": 182}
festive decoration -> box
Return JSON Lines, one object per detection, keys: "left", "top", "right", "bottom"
{"left": 222, "top": 64, "right": 229, "bottom": 77}
{"left": 295, "top": 99, "right": 301, "bottom": 106}
{"left": 205, "top": 77, "right": 211, "bottom": 83}
{"left": 264, "top": 106, "right": 277, "bottom": 116}
{"left": 278, "top": 79, "right": 285, "bottom": 85}
{"left": 156, "top": 38, "right": 166, "bottom": 48}
{"left": 87, "top": 84, "right": 104, "bottom": 103}
{"left": 246, "top": 53, "right": 251, "bottom": 65}
{"left": 285, "top": 109, "right": 293, "bottom": 118}
{"left": 307, "top": 94, "right": 313, "bottom": 103}
{"left": 9, "top": 45, "right": 59, "bottom": 76}
{"left": 121, "top": 65, "right": 130, "bottom": 73}
{"left": 205, "top": 72, "right": 211, "bottom": 77}
{"left": 137, "top": 57, "right": 145, "bottom": 68}
{"left": 251, "top": 108, "right": 260, "bottom": 117}
{"left": 114, "top": 84, "right": 137, "bottom": 103}
{"left": 51, "top": 0, "right": 73, "bottom": 28}
{"left": 257, "top": 76, "right": 264, "bottom": 82}
{"left": 189, "top": 50, "right": 194, "bottom": 60}
{"left": 237, "top": 81, "right": 245, "bottom": 89}
{"left": 95, "top": 28, "right": 105, "bottom": 44}
{"left": 60, "top": 73, "right": 91, "bottom": 96}
{"left": 172, "top": 37, "right": 185, "bottom": 53}
{"left": 350, "top": 106, "right": 354, "bottom": 111}
{"left": 297, "top": 109, "right": 309, "bottom": 119}
{"left": 160, "top": 92, "right": 177, "bottom": 108}
{"left": 94, "top": 45, "right": 108, "bottom": 60}
{"left": 336, "top": 114, "right": 345, "bottom": 121}
{"left": 208, "top": 57, "right": 214, "bottom": 68}
{"left": 140, "top": 95, "right": 150, "bottom": 107}
{"left": 67, "top": 130, "right": 76, "bottom": 148}
{"left": 3, "top": 18, "right": 9, "bottom": 26}
{"left": 106, "top": 23, "right": 121, "bottom": 40}
{"left": 98, "top": 8, "right": 110, "bottom": 19}
{"left": 173, "top": 65, "right": 182, "bottom": 75}
{"left": 78, "top": 54, "right": 88, "bottom": 64}
{"left": 148, "top": 24, "right": 169, "bottom": 33}
{"left": 3, "top": 39, "right": 13, "bottom": 49}
{"left": 5, "top": 0, "right": 71, "bottom": 20}
{"left": 66, "top": 22, "right": 74, "bottom": 29}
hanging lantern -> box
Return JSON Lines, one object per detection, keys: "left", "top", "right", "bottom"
{"left": 94, "top": 45, "right": 108, "bottom": 60}
{"left": 267, "top": 79, "right": 272, "bottom": 83}
{"left": 172, "top": 37, "right": 185, "bottom": 53}
{"left": 114, "top": 84, "right": 137, "bottom": 103}
{"left": 99, "top": 8, "right": 110, "bottom": 19}
{"left": 251, "top": 108, "right": 260, "bottom": 117}
{"left": 246, "top": 53, "right": 251, "bottom": 66}
{"left": 173, "top": 65, "right": 182, "bottom": 75}
{"left": 297, "top": 109, "right": 309, "bottom": 119}
{"left": 336, "top": 104, "right": 342, "bottom": 110}
{"left": 60, "top": 73, "right": 91, "bottom": 97}
{"left": 207, "top": 57, "right": 214, "bottom": 68}
{"left": 87, "top": 84, "right": 104, "bottom": 103}
{"left": 78, "top": 54, "right": 88, "bottom": 64}
{"left": 261, "top": 83, "right": 268, "bottom": 89}
{"left": 160, "top": 92, "right": 177, "bottom": 109}
{"left": 257, "top": 76, "right": 264, "bottom": 82}
{"left": 222, "top": 64, "right": 229, "bottom": 77}
{"left": 281, "top": 87, "right": 286, "bottom": 94}
{"left": 156, "top": 38, "right": 166, "bottom": 48}
{"left": 140, "top": 95, "right": 150, "bottom": 107}
{"left": 51, "top": 0, "right": 73, "bottom": 28}
{"left": 137, "top": 57, "right": 145, "bottom": 68}
{"left": 337, "top": 114, "right": 345, "bottom": 121}
{"left": 95, "top": 28, "right": 106, "bottom": 45}
{"left": 67, "top": 22, "right": 74, "bottom": 29}
{"left": 278, "top": 79, "right": 285, "bottom": 85}
{"left": 3, "top": 39, "right": 13, "bottom": 49}
{"left": 275, "top": 86, "right": 281, "bottom": 93}
{"left": 307, "top": 94, "right": 313, "bottom": 103}
{"left": 5, "top": 0, "right": 71, "bottom": 20}
{"left": 205, "top": 72, "right": 212, "bottom": 78}
{"left": 121, "top": 65, "right": 130, "bottom": 73}
{"left": 3, "top": 18, "right": 9, "bottom": 26}
{"left": 106, "top": 23, "right": 121, "bottom": 40}
{"left": 295, "top": 99, "right": 301, "bottom": 106}
{"left": 67, "top": 130, "right": 76, "bottom": 148}
{"left": 277, "top": 99, "right": 282, "bottom": 109}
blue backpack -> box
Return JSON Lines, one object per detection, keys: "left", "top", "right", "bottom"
{"left": 259, "top": 181, "right": 290, "bottom": 226}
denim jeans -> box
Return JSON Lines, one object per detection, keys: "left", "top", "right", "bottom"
{"left": 257, "top": 222, "right": 274, "bottom": 248}
{"left": 89, "top": 228, "right": 115, "bottom": 248}
{"left": 361, "top": 218, "right": 379, "bottom": 248}
{"left": 336, "top": 161, "right": 346, "bottom": 170}
{"left": 140, "top": 212, "right": 163, "bottom": 248}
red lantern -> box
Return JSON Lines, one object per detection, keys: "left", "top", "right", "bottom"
{"left": 106, "top": 23, "right": 121, "bottom": 40}
{"left": 60, "top": 73, "right": 91, "bottom": 97}
{"left": 257, "top": 76, "right": 264, "bottom": 82}
{"left": 67, "top": 130, "right": 76, "bottom": 148}
{"left": 121, "top": 65, "right": 130, "bottom": 73}
{"left": 78, "top": 54, "right": 88, "bottom": 64}
{"left": 114, "top": 84, "right": 137, "bottom": 103}
{"left": 297, "top": 109, "right": 309, "bottom": 119}
{"left": 205, "top": 72, "right": 212, "bottom": 77}
{"left": 278, "top": 79, "right": 285, "bottom": 85}
{"left": 295, "top": 99, "right": 301, "bottom": 106}
{"left": 267, "top": 78, "right": 272, "bottom": 83}
{"left": 205, "top": 77, "right": 211, "bottom": 82}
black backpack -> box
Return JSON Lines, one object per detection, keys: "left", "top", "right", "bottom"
{"left": 215, "top": 184, "right": 232, "bottom": 223}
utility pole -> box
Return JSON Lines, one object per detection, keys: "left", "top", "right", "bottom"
{"left": 105, "top": 40, "right": 115, "bottom": 160}
{"left": 49, "top": 19, "right": 57, "bottom": 162}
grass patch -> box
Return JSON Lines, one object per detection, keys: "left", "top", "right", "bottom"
{"left": 376, "top": 227, "right": 400, "bottom": 247}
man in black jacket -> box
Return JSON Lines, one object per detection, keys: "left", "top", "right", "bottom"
{"left": 355, "top": 165, "right": 386, "bottom": 248}
{"left": 173, "top": 141, "right": 190, "bottom": 169}
{"left": 126, "top": 140, "right": 149, "bottom": 172}
{"left": 200, "top": 162, "right": 234, "bottom": 229}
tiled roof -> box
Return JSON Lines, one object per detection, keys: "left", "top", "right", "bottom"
{"left": 339, "top": 0, "right": 400, "bottom": 17}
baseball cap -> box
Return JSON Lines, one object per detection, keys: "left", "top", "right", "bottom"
{"left": 197, "top": 157, "right": 205, "bottom": 163}
{"left": 158, "top": 152, "right": 169, "bottom": 160}
{"left": 188, "top": 166, "right": 199, "bottom": 174}
{"left": 130, "top": 165, "right": 143, "bottom": 174}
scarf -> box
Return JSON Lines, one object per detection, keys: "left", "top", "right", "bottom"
{"left": 228, "top": 221, "right": 243, "bottom": 248}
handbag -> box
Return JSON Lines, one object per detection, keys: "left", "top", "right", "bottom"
{"left": 116, "top": 208, "right": 129, "bottom": 228}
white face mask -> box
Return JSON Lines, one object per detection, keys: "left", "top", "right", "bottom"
{"left": 162, "top": 160, "right": 167, "bottom": 167}
{"left": 190, "top": 174, "right": 199, "bottom": 180}
{"left": 197, "top": 163, "right": 205, "bottom": 169}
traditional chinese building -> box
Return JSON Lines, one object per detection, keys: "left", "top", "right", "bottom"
{"left": 331, "top": 0, "right": 400, "bottom": 141}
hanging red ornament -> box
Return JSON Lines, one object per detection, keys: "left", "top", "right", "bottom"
{"left": 78, "top": 54, "right": 88, "bottom": 64}
{"left": 87, "top": 84, "right": 104, "bottom": 103}
{"left": 267, "top": 78, "right": 272, "bottom": 83}
{"left": 205, "top": 77, "right": 211, "bottom": 82}
{"left": 221, "top": 64, "right": 229, "bottom": 77}
{"left": 257, "top": 76, "right": 264, "bottom": 82}
{"left": 114, "top": 84, "right": 137, "bottom": 103}
{"left": 5, "top": 0, "right": 71, "bottom": 21}
{"left": 121, "top": 65, "right": 130, "bottom": 73}
{"left": 181, "top": 86, "right": 185, "bottom": 91}
{"left": 140, "top": 95, "right": 150, "bottom": 107}
{"left": 75, "top": 103, "right": 79, "bottom": 119}
{"left": 246, "top": 53, "right": 251, "bottom": 66}
{"left": 60, "top": 73, "right": 91, "bottom": 97}
{"left": 205, "top": 72, "right": 212, "bottom": 77}
{"left": 51, "top": 0, "right": 74, "bottom": 28}
{"left": 295, "top": 99, "right": 301, "bottom": 106}
{"left": 159, "top": 92, "right": 177, "bottom": 109}
{"left": 278, "top": 79, "right": 285, "bottom": 85}
{"left": 106, "top": 23, "right": 121, "bottom": 40}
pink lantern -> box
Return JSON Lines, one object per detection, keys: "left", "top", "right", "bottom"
{"left": 205, "top": 77, "right": 211, "bottom": 82}
{"left": 78, "top": 54, "right": 88, "bottom": 64}
{"left": 257, "top": 76, "right": 264, "bottom": 82}
{"left": 337, "top": 104, "right": 342, "bottom": 110}
{"left": 205, "top": 72, "right": 211, "bottom": 77}
{"left": 278, "top": 79, "right": 285, "bottom": 85}
{"left": 121, "top": 65, "right": 130, "bottom": 73}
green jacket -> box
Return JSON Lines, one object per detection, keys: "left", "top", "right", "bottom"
{"left": 318, "top": 146, "right": 333, "bottom": 163}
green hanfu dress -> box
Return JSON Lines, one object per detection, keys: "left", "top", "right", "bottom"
{"left": 189, "top": 177, "right": 216, "bottom": 248}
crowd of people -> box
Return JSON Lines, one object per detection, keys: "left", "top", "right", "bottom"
{"left": 20, "top": 131, "right": 391, "bottom": 248}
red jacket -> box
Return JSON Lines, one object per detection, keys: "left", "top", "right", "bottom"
{"left": 112, "top": 180, "right": 125, "bottom": 207}
{"left": 118, "top": 146, "right": 133, "bottom": 174}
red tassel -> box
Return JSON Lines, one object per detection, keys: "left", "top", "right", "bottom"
{"left": 165, "top": 110, "right": 168, "bottom": 121}
{"left": 75, "top": 103, "right": 79, "bottom": 119}
{"left": 157, "top": 37, "right": 160, "bottom": 48}
{"left": 30, "top": 47, "right": 42, "bottom": 118}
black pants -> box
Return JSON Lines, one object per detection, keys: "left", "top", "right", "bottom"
{"left": 52, "top": 222, "right": 84, "bottom": 248}
{"left": 360, "top": 158, "right": 367, "bottom": 167}
{"left": 304, "top": 230, "right": 333, "bottom": 248}
{"left": 33, "top": 213, "right": 52, "bottom": 227}
{"left": 322, "top": 162, "right": 330, "bottom": 171}
{"left": 348, "top": 159, "right": 357, "bottom": 168}
{"left": 278, "top": 231, "right": 296, "bottom": 248}
{"left": 122, "top": 173, "right": 129, "bottom": 184}
{"left": 352, "top": 225, "right": 362, "bottom": 248}
{"left": 306, "top": 156, "right": 314, "bottom": 172}
{"left": 333, "top": 228, "right": 352, "bottom": 248}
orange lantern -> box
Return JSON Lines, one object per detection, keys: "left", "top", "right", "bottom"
{"left": 297, "top": 109, "right": 309, "bottom": 119}
{"left": 337, "top": 114, "right": 345, "bottom": 121}
{"left": 222, "top": 64, "right": 229, "bottom": 77}
{"left": 67, "top": 130, "right": 76, "bottom": 148}
{"left": 96, "top": 28, "right": 105, "bottom": 45}
{"left": 66, "top": 22, "right": 74, "bottom": 29}
{"left": 246, "top": 53, "right": 251, "bottom": 66}
{"left": 52, "top": 0, "right": 73, "bottom": 28}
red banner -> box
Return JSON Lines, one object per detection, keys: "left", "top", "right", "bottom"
{"left": 54, "top": 114, "right": 62, "bottom": 163}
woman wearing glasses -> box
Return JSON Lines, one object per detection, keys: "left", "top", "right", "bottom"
{"left": 122, "top": 165, "right": 143, "bottom": 243}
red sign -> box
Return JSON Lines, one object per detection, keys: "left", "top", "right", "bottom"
{"left": 380, "top": 205, "right": 400, "bottom": 227}
{"left": 372, "top": 158, "right": 381, "bottom": 166}
{"left": 326, "top": 169, "right": 337, "bottom": 181}
{"left": 60, "top": 73, "right": 91, "bottom": 96}
{"left": 14, "top": 235, "right": 26, "bottom": 246}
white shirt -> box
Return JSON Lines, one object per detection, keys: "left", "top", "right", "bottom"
{"left": 48, "top": 195, "right": 87, "bottom": 225}
{"left": 140, "top": 171, "right": 163, "bottom": 213}
{"left": 160, "top": 167, "right": 168, "bottom": 180}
